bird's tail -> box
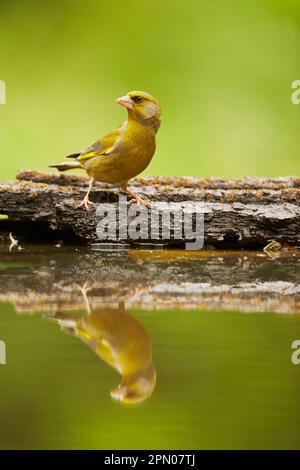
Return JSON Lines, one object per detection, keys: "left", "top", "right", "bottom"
{"left": 47, "top": 311, "right": 78, "bottom": 335}
{"left": 65, "top": 153, "right": 81, "bottom": 159}
{"left": 49, "top": 161, "right": 82, "bottom": 172}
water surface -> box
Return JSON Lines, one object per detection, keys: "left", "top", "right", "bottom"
{"left": 0, "top": 245, "right": 299, "bottom": 449}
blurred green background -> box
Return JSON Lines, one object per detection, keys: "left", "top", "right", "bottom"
{"left": 0, "top": 0, "right": 299, "bottom": 181}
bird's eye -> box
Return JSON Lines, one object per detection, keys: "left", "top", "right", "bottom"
{"left": 132, "top": 96, "right": 143, "bottom": 103}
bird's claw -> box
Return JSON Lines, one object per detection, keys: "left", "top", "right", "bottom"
{"left": 77, "top": 197, "right": 95, "bottom": 210}
{"left": 129, "top": 195, "right": 151, "bottom": 208}
{"left": 77, "top": 282, "right": 91, "bottom": 296}
{"left": 138, "top": 198, "right": 151, "bottom": 208}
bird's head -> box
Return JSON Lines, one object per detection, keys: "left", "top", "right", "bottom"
{"left": 116, "top": 91, "right": 161, "bottom": 132}
{"left": 110, "top": 362, "right": 157, "bottom": 406}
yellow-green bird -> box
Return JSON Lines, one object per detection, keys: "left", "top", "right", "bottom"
{"left": 50, "top": 289, "right": 156, "bottom": 405}
{"left": 50, "top": 91, "right": 161, "bottom": 209}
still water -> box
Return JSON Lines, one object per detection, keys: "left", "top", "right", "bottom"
{"left": 0, "top": 245, "right": 299, "bottom": 449}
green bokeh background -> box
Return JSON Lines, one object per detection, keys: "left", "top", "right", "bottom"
{"left": 0, "top": 0, "right": 299, "bottom": 181}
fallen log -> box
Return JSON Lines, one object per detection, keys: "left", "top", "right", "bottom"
{"left": 0, "top": 170, "right": 299, "bottom": 247}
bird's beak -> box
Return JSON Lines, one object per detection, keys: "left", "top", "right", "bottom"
{"left": 110, "top": 385, "right": 128, "bottom": 401}
{"left": 116, "top": 95, "right": 133, "bottom": 110}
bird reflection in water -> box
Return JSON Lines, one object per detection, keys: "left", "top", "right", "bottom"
{"left": 50, "top": 284, "right": 156, "bottom": 405}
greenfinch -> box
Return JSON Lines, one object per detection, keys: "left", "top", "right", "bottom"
{"left": 51, "top": 286, "right": 156, "bottom": 405}
{"left": 50, "top": 91, "right": 161, "bottom": 209}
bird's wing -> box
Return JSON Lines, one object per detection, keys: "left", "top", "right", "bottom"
{"left": 77, "top": 123, "right": 124, "bottom": 163}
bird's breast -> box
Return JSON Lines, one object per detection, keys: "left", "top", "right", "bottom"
{"left": 86, "top": 122, "right": 156, "bottom": 184}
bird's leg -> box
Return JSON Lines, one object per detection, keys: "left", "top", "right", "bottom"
{"left": 121, "top": 184, "right": 151, "bottom": 208}
{"left": 78, "top": 177, "right": 95, "bottom": 210}
{"left": 79, "top": 282, "right": 93, "bottom": 315}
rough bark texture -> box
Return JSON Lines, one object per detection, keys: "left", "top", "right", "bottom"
{"left": 0, "top": 249, "right": 299, "bottom": 313}
{"left": 0, "top": 170, "right": 299, "bottom": 247}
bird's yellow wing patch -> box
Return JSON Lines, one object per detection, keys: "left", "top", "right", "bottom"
{"left": 77, "top": 124, "right": 124, "bottom": 162}
{"left": 77, "top": 151, "right": 96, "bottom": 162}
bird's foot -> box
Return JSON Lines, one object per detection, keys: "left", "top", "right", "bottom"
{"left": 129, "top": 194, "right": 151, "bottom": 208}
{"left": 77, "top": 196, "right": 95, "bottom": 210}
{"left": 77, "top": 282, "right": 93, "bottom": 314}
{"left": 77, "top": 282, "right": 92, "bottom": 297}
{"left": 120, "top": 187, "right": 151, "bottom": 208}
